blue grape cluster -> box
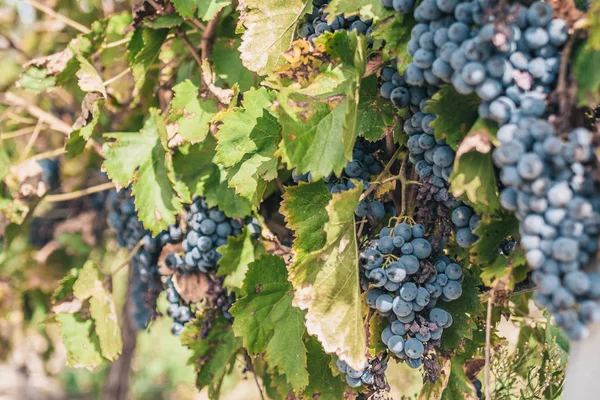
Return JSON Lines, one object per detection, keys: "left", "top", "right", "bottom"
{"left": 298, "top": 0, "right": 373, "bottom": 42}
{"left": 164, "top": 196, "right": 250, "bottom": 274}
{"left": 37, "top": 159, "right": 61, "bottom": 192}
{"left": 164, "top": 277, "right": 193, "bottom": 336}
{"left": 379, "top": 67, "right": 481, "bottom": 247}
{"left": 335, "top": 357, "right": 388, "bottom": 390}
{"left": 382, "top": 0, "right": 415, "bottom": 14}
{"left": 293, "top": 139, "right": 387, "bottom": 220}
{"left": 360, "top": 223, "right": 463, "bottom": 376}
{"left": 162, "top": 196, "right": 257, "bottom": 335}
{"left": 395, "top": 0, "right": 600, "bottom": 340}
{"left": 107, "top": 190, "right": 183, "bottom": 329}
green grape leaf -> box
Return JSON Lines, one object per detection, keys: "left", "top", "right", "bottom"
{"left": 441, "top": 358, "right": 478, "bottom": 400}
{"left": 215, "top": 87, "right": 281, "bottom": 205}
{"left": 181, "top": 317, "right": 242, "bottom": 399}
{"left": 173, "top": 138, "right": 252, "bottom": 218}
{"left": 230, "top": 255, "right": 309, "bottom": 391}
{"left": 273, "top": 31, "right": 367, "bottom": 179}
{"left": 144, "top": 14, "right": 184, "bottom": 28}
{"left": 19, "top": 66, "right": 57, "bottom": 93}
{"left": 370, "top": 12, "right": 415, "bottom": 65}
{"left": 212, "top": 38, "right": 256, "bottom": 91}
{"left": 425, "top": 86, "right": 481, "bottom": 150}
{"left": 170, "top": 80, "right": 218, "bottom": 142}
{"left": 367, "top": 312, "right": 388, "bottom": 356}
{"left": 171, "top": 0, "right": 198, "bottom": 17}
{"left": 438, "top": 272, "right": 483, "bottom": 350}
{"left": 127, "top": 28, "right": 168, "bottom": 89}
{"left": 357, "top": 75, "right": 402, "bottom": 141}
{"left": 103, "top": 109, "right": 183, "bottom": 234}
{"left": 574, "top": 40, "right": 600, "bottom": 107}
{"left": 471, "top": 214, "right": 519, "bottom": 265}
{"left": 450, "top": 119, "right": 500, "bottom": 216}
{"left": 238, "top": 0, "right": 312, "bottom": 75}
{"left": 197, "top": 0, "right": 231, "bottom": 21}
{"left": 216, "top": 227, "right": 265, "bottom": 294}
{"left": 75, "top": 55, "right": 107, "bottom": 98}
{"left": 18, "top": 22, "right": 107, "bottom": 92}
{"left": 325, "top": 0, "right": 388, "bottom": 21}
{"left": 56, "top": 313, "right": 104, "bottom": 368}
{"left": 303, "top": 336, "right": 347, "bottom": 400}
{"left": 288, "top": 185, "right": 366, "bottom": 370}
{"left": 72, "top": 261, "right": 122, "bottom": 361}
{"left": 480, "top": 248, "right": 527, "bottom": 290}
{"left": 280, "top": 181, "right": 332, "bottom": 261}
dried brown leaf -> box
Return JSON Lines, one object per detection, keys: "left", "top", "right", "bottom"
{"left": 173, "top": 271, "right": 210, "bottom": 303}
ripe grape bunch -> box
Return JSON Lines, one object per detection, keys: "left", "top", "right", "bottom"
{"left": 361, "top": 223, "right": 463, "bottom": 378}
{"left": 391, "top": 0, "right": 600, "bottom": 340}
{"left": 379, "top": 67, "right": 480, "bottom": 247}
{"left": 335, "top": 357, "right": 389, "bottom": 391}
{"left": 107, "top": 189, "right": 183, "bottom": 329}
{"left": 162, "top": 196, "right": 258, "bottom": 335}
{"left": 298, "top": 0, "right": 372, "bottom": 42}
{"left": 293, "top": 139, "right": 387, "bottom": 221}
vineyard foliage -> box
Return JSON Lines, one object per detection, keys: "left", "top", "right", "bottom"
{"left": 1, "top": 0, "right": 599, "bottom": 398}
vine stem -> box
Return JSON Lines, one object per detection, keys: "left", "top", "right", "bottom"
{"left": 24, "top": 0, "right": 91, "bottom": 34}
{"left": 0, "top": 125, "right": 38, "bottom": 140}
{"left": 111, "top": 239, "right": 144, "bottom": 276}
{"left": 27, "top": 147, "right": 67, "bottom": 162}
{"left": 179, "top": 28, "right": 204, "bottom": 68}
{"left": 359, "top": 147, "right": 403, "bottom": 201}
{"left": 0, "top": 92, "right": 71, "bottom": 135}
{"left": 18, "top": 117, "right": 43, "bottom": 162}
{"left": 103, "top": 68, "right": 131, "bottom": 87}
{"left": 245, "top": 353, "right": 266, "bottom": 400}
{"left": 44, "top": 182, "right": 114, "bottom": 203}
{"left": 102, "top": 37, "right": 131, "bottom": 49}
{"left": 485, "top": 290, "right": 495, "bottom": 400}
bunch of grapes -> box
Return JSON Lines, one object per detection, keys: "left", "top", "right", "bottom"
{"left": 379, "top": 67, "right": 481, "bottom": 247}
{"left": 107, "top": 189, "right": 183, "bottom": 329}
{"left": 298, "top": 0, "right": 373, "bottom": 42}
{"left": 382, "top": 0, "right": 415, "bottom": 15}
{"left": 392, "top": 0, "right": 600, "bottom": 340}
{"left": 164, "top": 196, "right": 248, "bottom": 274}
{"left": 360, "top": 223, "right": 463, "bottom": 377}
{"left": 37, "top": 159, "right": 61, "bottom": 193}
{"left": 335, "top": 357, "right": 389, "bottom": 391}
{"left": 161, "top": 196, "right": 258, "bottom": 334}
{"left": 293, "top": 139, "right": 388, "bottom": 220}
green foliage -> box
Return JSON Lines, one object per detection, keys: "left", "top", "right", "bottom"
{"left": 103, "top": 109, "right": 183, "bottom": 234}
{"left": 127, "top": 28, "right": 169, "bottom": 89}
{"left": 170, "top": 80, "right": 218, "bottom": 142}
{"left": 273, "top": 31, "right": 368, "bottom": 179}
{"left": 425, "top": 86, "right": 481, "bottom": 149}
{"left": 181, "top": 317, "right": 242, "bottom": 398}
{"left": 215, "top": 87, "right": 282, "bottom": 205}
{"left": 286, "top": 184, "right": 367, "bottom": 370}
{"left": 230, "top": 255, "right": 309, "bottom": 391}
{"left": 217, "top": 227, "right": 265, "bottom": 294}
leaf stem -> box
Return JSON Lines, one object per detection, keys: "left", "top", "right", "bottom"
{"left": 26, "top": 147, "right": 67, "bottom": 162}
{"left": 485, "top": 290, "right": 494, "bottom": 400}
{"left": 111, "top": 239, "right": 145, "bottom": 276}
{"left": 25, "top": 0, "right": 91, "bottom": 34}
{"left": 0, "top": 92, "right": 71, "bottom": 135}
{"left": 44, "top": 182, "right": 114, "bottom": 203}
{"left": 246, "top": 354, "right": 266, "bottom": 400}
{"left": 19, "top": 117, "right": 44, "bottom": 162}
{"left": 179, "top": 28, "right": 204, "bottom": 68}
{"left": 359, "top": 147, "right": 403, "bottom": 201}
{"left": 103, "top": 67, "right": 131, "bottom": 87}
{"left": 0, "top": 125, "right": 38, "bottom": 141}
{"left": 102, "top": 37, "right": 131, "bottom": 49}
